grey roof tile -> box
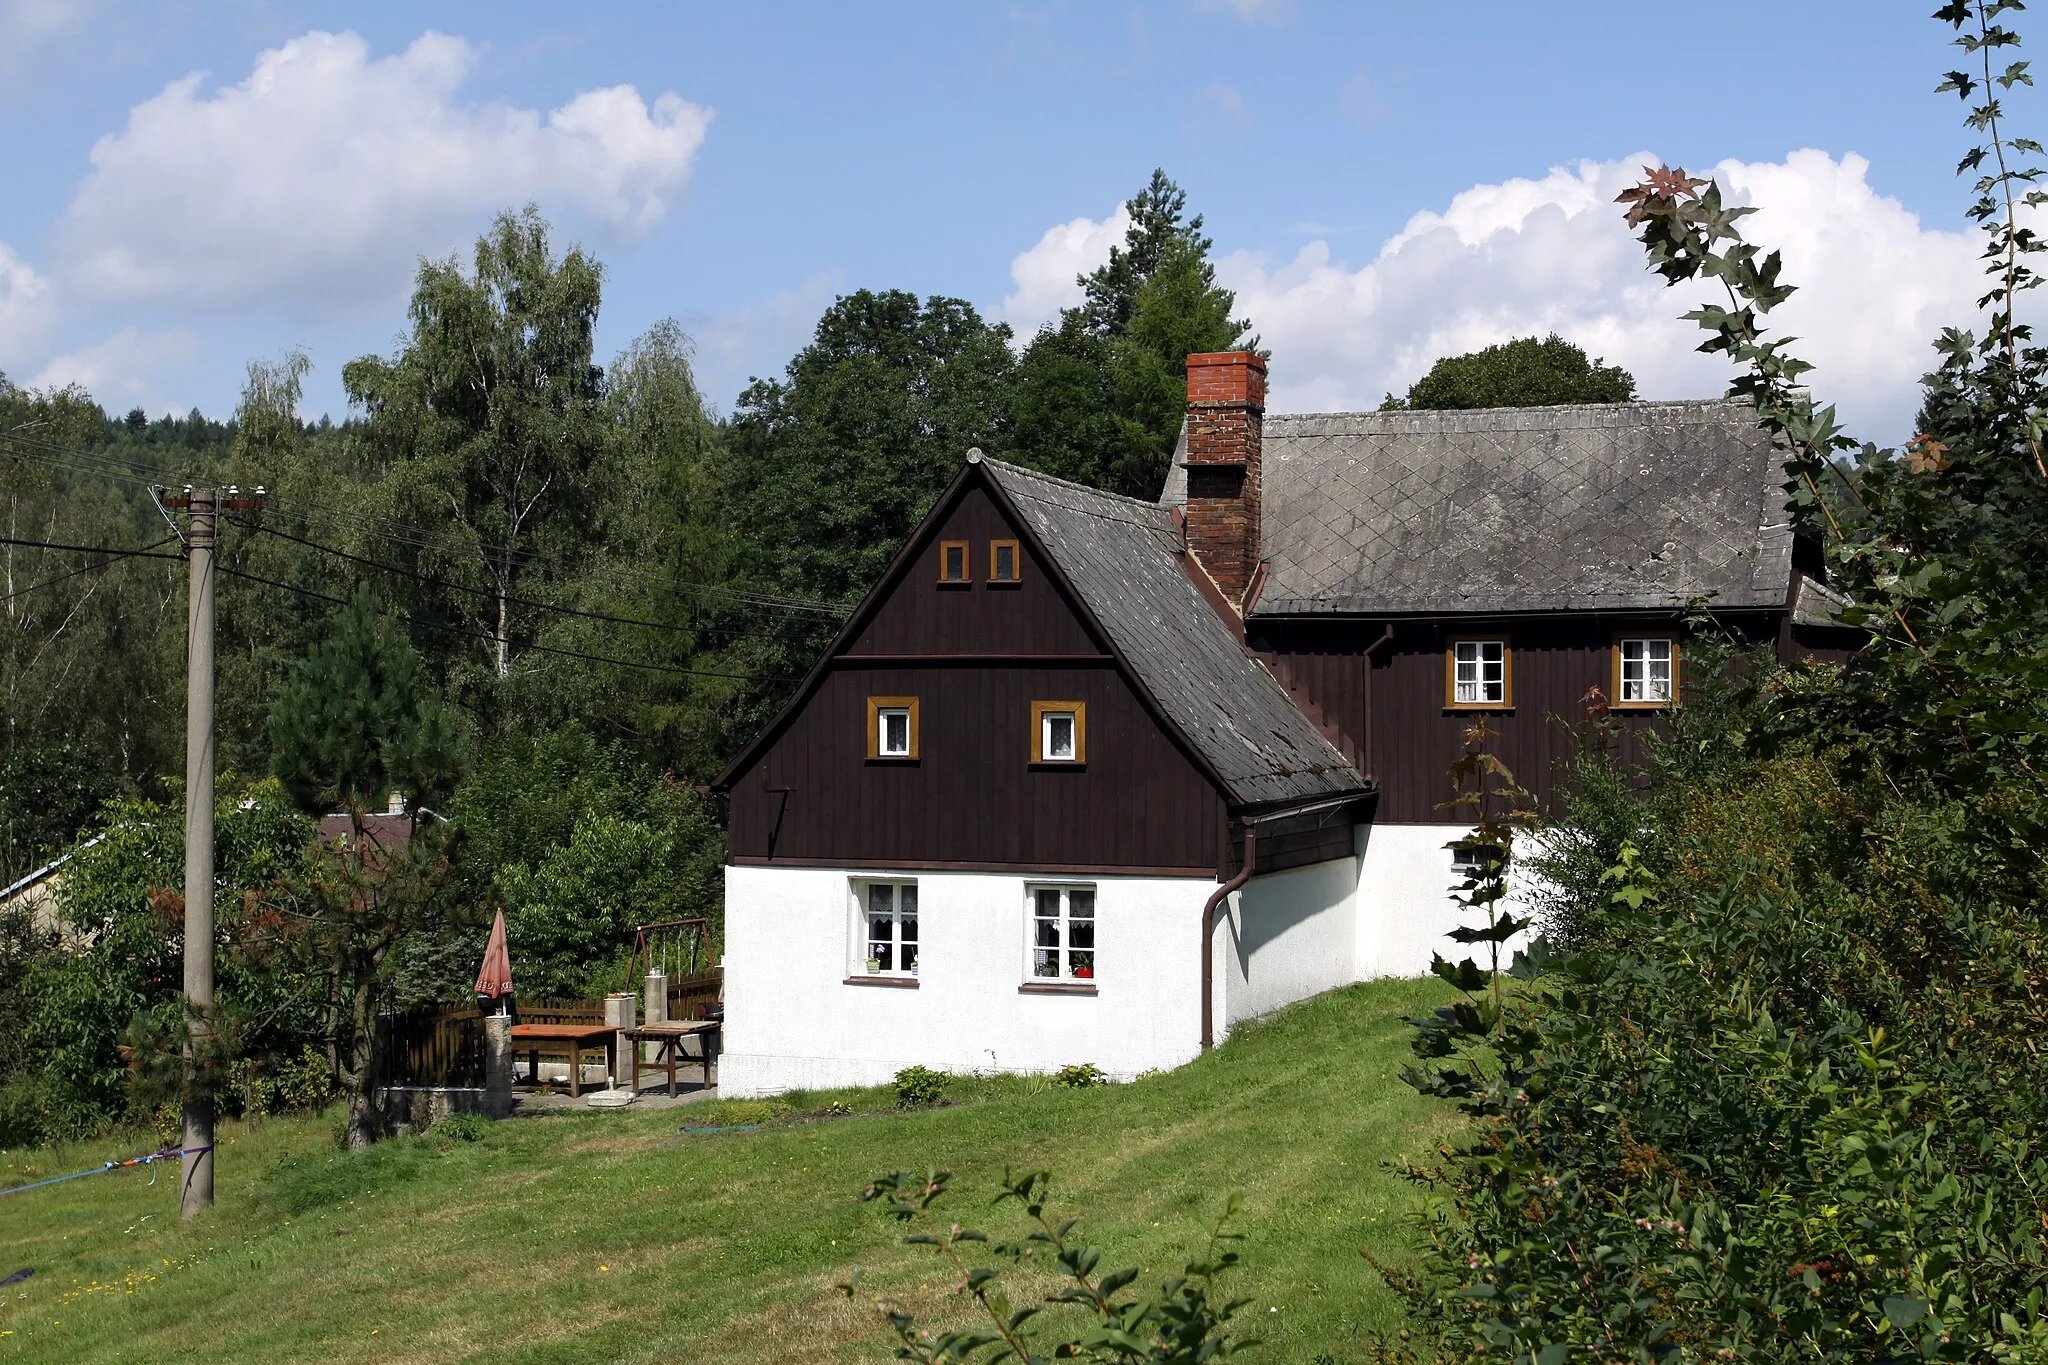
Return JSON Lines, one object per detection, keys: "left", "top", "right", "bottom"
{"left": 982, "top": 457, "right": 1365, "bottom": 809}
{"left": 1166, "top": 400, "right": 1792, "bottom": 616}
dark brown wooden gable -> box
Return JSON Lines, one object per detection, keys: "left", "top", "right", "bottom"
{"left": 726, "top": 662, "right": 1226, "bottom": 873}
{"left": 721, "top": 463, "right": 1229, "bottom": 874}
{"left": 845, "top": 483, "right": 1101, "bottom": 658}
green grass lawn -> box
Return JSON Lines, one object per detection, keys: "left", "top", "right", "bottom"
{"left": 0, "top": 977, "right": 1456, "bottom": 1364}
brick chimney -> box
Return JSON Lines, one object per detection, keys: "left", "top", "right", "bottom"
{"left": 1182, "top": 351, "right": 1265, "bottom": 602}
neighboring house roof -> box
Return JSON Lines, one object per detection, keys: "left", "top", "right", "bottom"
{"left": 1792, "top": 574, "right": 1853, "bottom": 629}
{"left": 316, "top": 811, "right": 418, "bottom": 850}
{"left": 1163, "top": 400, "right": 1792, "bottom": 617}
{"left": 0, "top": 831, "right": 108, "bottom": 905}
{"left": 981, "top": 456, "right": 1366, "bottom": 809}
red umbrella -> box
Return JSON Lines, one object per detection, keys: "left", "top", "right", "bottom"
{"left": 475, "top": 908, "right": 514, "bottom": 1001}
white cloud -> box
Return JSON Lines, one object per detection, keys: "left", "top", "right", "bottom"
{"left": 30, "top": 328, "right": 196, "bottom": 414}
{"left": 0, "top": 0, "right": 92, "bottom": 65}
{"left": 686, "top": 270, "right": 846, "bottom": 412}
{"left": 1209, "top": 150, "right": 1980, "bottom": 443}
{"left": 1192, "top": 0, "right": 1293, "bottom": 24}
{"left": 1189, "top": 83, "right": 1253, "bottom": 133}
{"left": 60, "top": 29, "right": 713, "bottom": 313}
{"left": 0, "top": 242, "right": 59, "bottom": 377}
{"left": 1001, "top": 205, "right": 1131, "bottom": 338}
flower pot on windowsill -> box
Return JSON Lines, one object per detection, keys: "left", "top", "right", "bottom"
{"left": 864, "top": 957, "right": 882, "bottom": 975}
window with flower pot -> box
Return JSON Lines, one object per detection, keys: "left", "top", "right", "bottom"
{"left": 852, "top": 880, "right": 918, "bottom": 980}
{"left": 1027, "top": 884, "right": 1095, "bottom": 983}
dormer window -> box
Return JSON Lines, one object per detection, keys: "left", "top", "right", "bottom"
{"left": 867, "top": 696, "right": 919, "bottom": 759}
{"left": 1614, "top": 637, "right": 1678, "bottom": 706}
{"left": 939, "top": 540, "right": 970, "bottom": 584}
{"left": 990, "top": 540, "right": 1021, "bottom": 584}
{"left": 1031, "top": 701, "right": 1085, "bottom": 764}
{"left": 1447, "top": 638, "right": 1511, "bottom": 709}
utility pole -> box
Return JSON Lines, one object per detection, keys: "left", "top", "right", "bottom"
{"left": 160, "top": 484, "right": 262, "bottom": 1220}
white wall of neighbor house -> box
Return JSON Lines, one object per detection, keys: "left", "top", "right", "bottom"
{"left": 720, "top": 865, "right": 1215, "bottom": 1098}
{"left": 1213, "top": 854, "right": 1360, "bottom": 1035}
{"left": 1353, "top": 823, "right": 1540, "bottom": 979}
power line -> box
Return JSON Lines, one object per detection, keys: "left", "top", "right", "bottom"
{"left": 231, "top": 520, "right": 807, "bottom": 645}
{"left": 0, "top": 536, "right": 180, "bottom": 602}
{"left": 0, "top": 533, "right": 185, "bottom": 559}
{"left": 215, "top": 562, "right": 793, "bottom": 685}
{"left": 0, "top": 429, "right": 850, "bottom": 619}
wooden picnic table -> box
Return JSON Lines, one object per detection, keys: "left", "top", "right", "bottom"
{"left": 622, "top": 1020, "right": 721, "bottom": 1097}
{"left": 509, "top": 1022, "right": 617, "bottom": 1098}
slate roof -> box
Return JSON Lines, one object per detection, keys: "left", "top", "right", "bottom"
{"left": 980, "top": 456, "right": 1367, "bottom": 809}
{"left": 1161, "top": 400, "right": 1793, "bottom": 616}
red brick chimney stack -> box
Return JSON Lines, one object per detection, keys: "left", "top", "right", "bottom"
{"left": 1182, "top": 351, "right": 1266, "bottom": 602}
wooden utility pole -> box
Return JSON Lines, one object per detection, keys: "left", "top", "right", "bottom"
{"left": 161, "top": 484, "right": 262, "bottom": 1220}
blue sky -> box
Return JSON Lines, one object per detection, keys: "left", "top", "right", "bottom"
{"left": 0, "top": 2, "right": 2022, "bottom": 441}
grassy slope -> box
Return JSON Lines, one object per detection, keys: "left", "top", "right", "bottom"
{"left": 0, "top": 977, "right": 1455, "bottom": 1364}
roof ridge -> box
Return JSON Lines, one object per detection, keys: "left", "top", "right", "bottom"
{"left": 1265, "top": 398, "right": 1748, "bottom": 422}
{"left": 978, "top": 455, "right": 1171, "bottom": 516}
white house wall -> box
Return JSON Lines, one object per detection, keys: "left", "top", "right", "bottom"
{"left": 721, "top": 865, "right": 1213, "bottom": 1097}
{"left": 1354, "top": 823, "right": 1539, "bottom": 979}
{"left": 1214, "top": 854, "right": 1359, "bottom": 1033}
{"left": 724, "top": 824, "right": 1545, "bottom": 1096}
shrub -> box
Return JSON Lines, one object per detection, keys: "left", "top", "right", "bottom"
{"left": 892, "top": 1065, "right": 949, "bottom": 1108}
{"left": 432, "top": 1113, "right": 491, "bottom": 1142}
{"left": 849, "top": 1168, "right": 1255, "bottom": 1362}
{"left": 1053, "top": 1062, "right": 1107, "bottom": 1088}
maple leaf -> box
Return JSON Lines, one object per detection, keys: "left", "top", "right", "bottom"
{"left": 1904, "top": 433, "right": 1951, "bottom": 473}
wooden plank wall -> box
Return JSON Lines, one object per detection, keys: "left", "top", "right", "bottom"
{"left": 728, "top": 485, "right": 1226, "bottom": 874}
{"left": 1254, "top": 618, "right": 1742, "bottom": 824}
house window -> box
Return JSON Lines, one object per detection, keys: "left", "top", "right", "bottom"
{"left": 1451, "top": 841, "right": 1508, "bottom": 874}
{"left": 867, "top": 696, "right": 919, "bottom": 759}
{"left": 1447, "top": 638, "right": 1510, "bottom": 708}
{"left": 1029, "top": 885, "right": 1095, "bottom": 981}
{"left": 989, "top": 539, "right": 1021, "bottom": 584}
{"left": 1030, "top": 700, "right": 1086, "bottom": 763}
{"left": 939, "top": 540, "right": 970, "bottom": 584}
{"left": 856, "top": 881, "right": 918, "bottom": 977}
{"left": 1615, "top": 637, "right": 1678, "bottom": 706}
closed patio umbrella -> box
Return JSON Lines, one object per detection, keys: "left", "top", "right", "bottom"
{"left": 475, "top": 908, "right": 514, "bottom": 1010}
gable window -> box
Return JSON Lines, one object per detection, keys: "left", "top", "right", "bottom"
{"left": 1614, "top": 637, "right": 1678, "bottom": 706}
{"left": 1447, "top": 638, "right": 1511, "bottom": 709}
{"left": 867, "top": 696, "right": 920, "bottom": 759}
{"left": 989, "top": 539, "right": 1022, "bottom": 584}
{"left": 1030, "top": 700, "right": 1086, "bottom": 764}
{"left": 1029, "top": 885, "right": 1095, "bottom": 981}
{"left": 939, "top": 540, "right": 971, "bottom": 584}
{"left": 855, "top": 880, "right": 918, "bottom": 977}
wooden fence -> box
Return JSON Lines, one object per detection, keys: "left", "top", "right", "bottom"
{"left": 375, "top": 968, "right": 722, "bottom": 1087}
{"left": 376, "top": 1006, "right": 487, "bottom": 1088}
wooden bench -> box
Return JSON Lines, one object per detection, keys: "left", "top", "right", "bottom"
{"left": 508, "top": 1022, "right": 617, "bottom": 1098}
{"left": 622, "top": 1020, "right": 721, "bottom": 1097}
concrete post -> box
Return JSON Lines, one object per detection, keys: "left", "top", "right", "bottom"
{"left": 603, "top": 993, "right": 636, "bottom": 1090}
{"left": 483, "top": 1014, "right": 513, "bottom": 1118}
{"left": 643, "top": 970, "right": 667, "bottom": 1064}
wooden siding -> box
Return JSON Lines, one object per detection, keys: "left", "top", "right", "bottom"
{"left": 726, "top": 485, "right": 1228, "bottom": 873}
{"left": 728, "top": 663, "right": 1225, "bottom": 870}
{"left": 1252, "top": 618, "right": 1786, "bottom": 824}
{"left": 846, "top": 487, "right": 1100, "bottom": 658}
{"left": 1224, "top": 798, "right": 1369, "bottom": 877}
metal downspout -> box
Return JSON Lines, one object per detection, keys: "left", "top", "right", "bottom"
{"left": 1200, "top": 827, "right": 1257, "bottom": 1051}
